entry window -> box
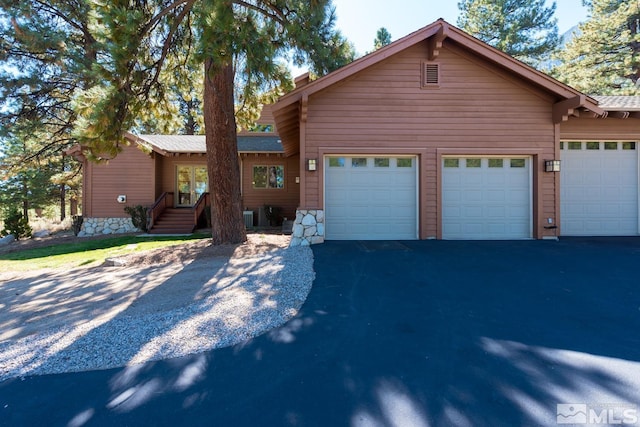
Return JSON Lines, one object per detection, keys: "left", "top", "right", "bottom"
{"left": 568, "top": 142, "right": 582, "bottom": 150}
{"left": 488, "top": 159, "right": 504, "bottom": 168}
{"left": 623, "top": 142, "right": 637, "bottom": 150}
{"left": 374, "top": 158, "right": 390, "bottom": 167}
{"left": 444, "top": 158, "right": 459, "bottom": 168}
{"left": 466, "top": 159, "right": 481, "bottom": 168}
{"left": 605, "top": 142, "right": 618, "bottom": 150}
{"left": 329, "top": 157, "right": 345, "bottom": 167}
{"left": 253, "top": 165, "right": 284, "bottom": 189}
{"left": 510, "top": 159, "right": 526, "bottom": 168}
{"left": 397, "top": 158, "right": 413, "bottom": 168}
{"left": 586, "top": 142, "right": 600, "bottom": 150}
{"left": 352, "top": 158, "right": 367, "bottom": 167}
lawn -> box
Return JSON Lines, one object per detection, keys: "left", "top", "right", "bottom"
{"left": 0, "top": 233, "right": 210, "bottom": 271}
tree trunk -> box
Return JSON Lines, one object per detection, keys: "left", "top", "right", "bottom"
{"left": 60, "top": 183, "right": 66, "bottom": 221}
{"left": 203, "top": 58, "right": 246, "bottom": 244}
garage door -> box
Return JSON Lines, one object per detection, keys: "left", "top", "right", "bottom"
{"left": 324, "top": 156, "right": 417, "bottom": 240}
{"left": 560, "top": 141, "right": 639, "bottom": 236}
{"left": 442, "top": 157, "right": 532, "bottom": 239}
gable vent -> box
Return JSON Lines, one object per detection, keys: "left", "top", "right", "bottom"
{"left": 423, "top": 62, "right": 440, "bottom": 87}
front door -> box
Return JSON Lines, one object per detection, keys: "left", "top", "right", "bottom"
{"left": 177, "top": 165, "right": 208, "bottom": 207}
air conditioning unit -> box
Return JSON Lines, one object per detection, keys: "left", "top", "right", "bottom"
{"left": 243, "top": 210, "right": 254, "bottom": 229}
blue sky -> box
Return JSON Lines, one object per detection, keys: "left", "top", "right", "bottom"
{"left": 331, "top": 0, "right": 588, "bottom": 55}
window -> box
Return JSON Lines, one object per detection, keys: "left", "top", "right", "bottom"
{"left": 374, "top": 158, "right": 390, "bottom": 167}
{"left": 560, "top": 141, "right": 564, "bottom": 150}
{"left": 444, "top": 158, "right": 459, "bottom": 168}
{"left": 466, "top": 158, "right": 481, "bottom": 168}
{"left": 397, "top": 158, "right": 413, "bottom": 168}
{"left": 488, "top": 159, "right": 504, "bottom": 168}
{"left": 352, "top": 158, "right": 367, "bottom": 167}
{"left": 623, "top": 142, "right": 637, "bottom": 150}
{"left": 329, "top": 157, "right": 345, "bottom": 167}
{"left": 253, "top": 165, "right": 284, "bottom": 189}
{"left": 586, "top": 142, "right": 600, "bottom": 150}
{"left": 604, "top": 142, "right": 618, "bottom": 150}
{"left": 568, "top": 142, "right": 582, "bottom": 150}
{"left": 510, "top": 159, "right": 525, "bottom": 168}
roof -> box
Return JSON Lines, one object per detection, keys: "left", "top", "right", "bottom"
{"left": 594, "top": 96, "right": 640, "bottom": 111}
{"left": 272, "top": 19, "right": 606, "bottom": 156}
{"left": 127, "top": 133, "right": 284, "bottom": 155}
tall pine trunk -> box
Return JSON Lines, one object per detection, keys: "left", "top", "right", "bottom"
{"left": 203, "top": 59, "right": 246, "bottom": 244}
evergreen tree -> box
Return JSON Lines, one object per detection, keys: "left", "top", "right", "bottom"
{"left": 553, "top": 0, "right": 640, "bottom": 95}
{"left": 457, "top": 0, "right": 560, "bottom": 67}
{"left": 70, "top": 0, "right": 354, "bottom": 244}
{"left": 374, "top": 27, "right": 392, "bottom": 50}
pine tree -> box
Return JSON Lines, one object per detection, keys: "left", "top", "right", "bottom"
{"left": 70, "top": 0, "right": 354, "bottom": 244}
{"left": 457, "top": 0, "right": 560, "bottom": 67}
{"left": 553, "top": 0, "right": 640, "bottom": 95}
{"left": 374, "top": 27, "right": 392, "bottom": 50}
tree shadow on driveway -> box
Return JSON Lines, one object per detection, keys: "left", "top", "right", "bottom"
{"left": 2, "top": 238, "right": 640, "bottom": 427}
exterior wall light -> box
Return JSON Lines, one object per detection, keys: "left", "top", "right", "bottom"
{"left": 544, "top": 160, "right": 561, "bottom": 172}
{"left": 307, "top": 159, "right": 317, "bottom": 171}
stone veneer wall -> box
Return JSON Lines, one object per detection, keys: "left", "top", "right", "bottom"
{"left": 78, "top": 217, "right": 139, "bottom": 237}
{"left": 290, "top": 209, "right": 325, "bottom": 247}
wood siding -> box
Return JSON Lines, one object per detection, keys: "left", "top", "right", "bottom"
{"left": 240, "top": 153, "right": 300, "bottom": 222}
{"left": 560, "top": 117, "right": 640, "bottom": 141}
{"left": 302, "top": 41, "right": 558, "bottom": 239}
{"left": 84, "top": 144, "right": 155, "bottom": 217}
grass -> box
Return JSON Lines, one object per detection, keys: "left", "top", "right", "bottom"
{"left": 0, "top": 233, "right": 210, "bottom": 271}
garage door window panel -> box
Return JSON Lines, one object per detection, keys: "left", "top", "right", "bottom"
{"left": 397, "top": 158, "right": 413, "bottom": 168}
{"left": 488, "top": 159, "right": 504, "bottom": 168}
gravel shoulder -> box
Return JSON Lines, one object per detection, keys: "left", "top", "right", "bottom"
{"left": 0, "top": 234, "right": 314, "bottom": 382}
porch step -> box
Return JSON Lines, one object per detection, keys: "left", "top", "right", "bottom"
{"left": 149, "top": 208, "right": 195, "bottom": 234}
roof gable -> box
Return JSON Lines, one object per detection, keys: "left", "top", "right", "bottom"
{"left": 272, "top": 19, "right": 606, "bottom": 156}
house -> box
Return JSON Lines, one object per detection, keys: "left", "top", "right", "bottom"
{"left": 67, "top": 105, "right": 300, "bottom": 235}
{"left": 71, "top": 19, "right": 639, "bottom": 242}
{"left": 272, "top": 19, "right": 640, "bottom": 245}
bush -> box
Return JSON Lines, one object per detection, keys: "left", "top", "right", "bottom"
{"left": 71, "top": 215, "right": 83, "bottom": 236}
{"left": 1, "top": 208, "right": 32, "bottom": 240}
{"left": 263, "top": 204, "right": 282, "bottom": 226}
{"left": 124, "top": 205, "right": 149, "bottom": 232}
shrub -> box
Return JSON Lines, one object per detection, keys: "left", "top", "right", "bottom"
{"left": 263, "top": 204, "right": 282, "bottom": 226}
{"left": 71, "top": 215, "right": 83, "bottom": 236}
{"left": 1, "top": 208, "right": 32, "bottom": 240}
{"left": 124, "top": 205, "right": 149, "bottom": 232}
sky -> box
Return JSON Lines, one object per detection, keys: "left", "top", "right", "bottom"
{"left": 330, "top": 0, "right": 589, "bottom": 56}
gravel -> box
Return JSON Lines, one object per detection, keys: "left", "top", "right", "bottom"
{"left": 0, "top": 236, "right": 314, "bottom": 382}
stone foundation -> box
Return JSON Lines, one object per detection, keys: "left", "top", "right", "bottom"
{"left": 289, "top": 209, "right": 325, "bottom": 247}
{"left": 78, "top": 217, "right": 139, "bottom": 237}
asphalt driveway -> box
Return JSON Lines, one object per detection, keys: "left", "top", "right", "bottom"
{"left": 2, "top": 238, "right": 640, "bottom": 426}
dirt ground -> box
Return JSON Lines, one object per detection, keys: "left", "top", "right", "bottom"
{"left": 0, "top": 232, "right": 293, "bottom": 343}
{"left": 0, "top": 230, "right": 291, "bottom": 270}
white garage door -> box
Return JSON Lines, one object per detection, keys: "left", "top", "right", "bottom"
{"left": 324, "top": 156, "right": 417, "bottom": 240}
{"left": 561, "top": 141, "right": 639, "bottom": 236}
{"left": 442, "top": 157, "right": 532, "bottom": 239}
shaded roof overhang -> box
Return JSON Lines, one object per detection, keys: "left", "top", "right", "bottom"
{"left": 124, "top": 132, "right": 285, "bottom": 156}
{"left": 272, "top": 19, "right": 608, "bottom": 156}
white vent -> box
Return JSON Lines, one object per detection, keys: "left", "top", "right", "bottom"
{"left": 423, "top": 63, "right": 440, "bottom": 86}
{"left": 243, "top": 210, "right": 254, "bottom": 229}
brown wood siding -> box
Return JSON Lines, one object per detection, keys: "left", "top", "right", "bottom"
{"left": 302, "top": 41, "right": 558, "bottom": 239}
{"left": 560, "top": 117, "right": 640, "bottom": 140}
{"left": 240, "top": 153, "right": 300, "bottom": 221}
{"left": 85, "top": 144, "right": 155, "bottom": 217}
